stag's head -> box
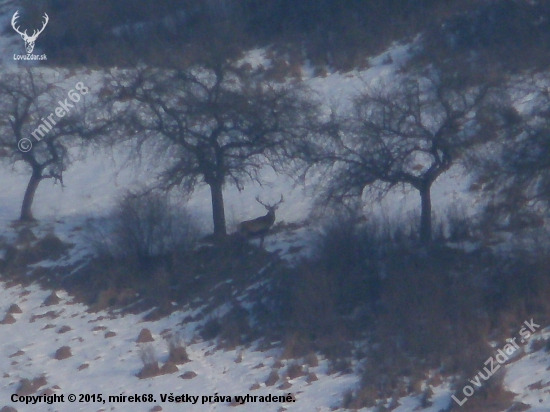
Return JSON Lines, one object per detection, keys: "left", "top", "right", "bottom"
{"left": 12, "top": 11, "right": 49, "bottom": 54}
{"left": 255, "top": 194, "right": 284, "bottom": 218}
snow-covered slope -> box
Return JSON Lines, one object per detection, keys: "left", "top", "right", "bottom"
{"left": 0, "top": 282, "right": 359, "bottom": 412}
{"left": 0, "top": 279, "right": 549, "bottom": 412}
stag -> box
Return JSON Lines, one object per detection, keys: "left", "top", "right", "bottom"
{"left": 12, "top": 11, "right": 49, "bottom": 54}
{"left": 238, "top": 195, "right": 284, "bottom": 247}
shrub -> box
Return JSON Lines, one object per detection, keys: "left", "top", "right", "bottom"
{"left": 54, "top": 346, "right": 72, "bottom": 360}
{"left": 310, "top": 212, "right": 385, "bottom": 320}
{"left": 200, "top": 318, "right": 222, "bottom": 341}
{"left": 87, "top": 190, "right": 199, "bottom": 275}
{"left": 136, "top": 344, "right": 160, "bottom": 379}
{"left": 286, "top": 362, "right": 306, "bottom": 379}
{"left": 290, "top": 209, "right": 528, "bottom": 408}
{"left": 20, "top": 232, "right": 72, "bottom": 264}
{"left": 167, "top": 335, "right": 189, "bottom": 364}
{"left": 16, "top": 376, "right": 47, "bottom": 396}
{"left": 433, "top": 202, "right": 478, "bottom": 243}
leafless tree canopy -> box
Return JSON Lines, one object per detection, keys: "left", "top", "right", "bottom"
{"left": 106, "top": 60, "right": 318, "bottom": 235}
{"left": 306, "top": 68, "right": 502, "bottom": 242}
{"left": 472, "top": 73, "right": 550, "bottom": 228}
{"left": 0, "top": 69, "right": 113, "bottom": 221}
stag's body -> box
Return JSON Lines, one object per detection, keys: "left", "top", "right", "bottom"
{"left": 238, "top": 210, "right": 276, "bottom": 235}
{"left": 238, "top": 195, "right": 283, "bottom": 248}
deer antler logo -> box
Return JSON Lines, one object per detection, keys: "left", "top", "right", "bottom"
{"left": 12, "top": 11, "right": 49, "bottom": 54}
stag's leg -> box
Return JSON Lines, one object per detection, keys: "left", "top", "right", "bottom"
{"left": 259, "top": 235, "right": 265, "bottom": 249}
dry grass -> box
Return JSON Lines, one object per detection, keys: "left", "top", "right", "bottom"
{"left": 136, "top": 344, "right": 160, "bottom": 379}
{"left": 167, "top": 336, "right": 190, "bottom": 364}
{"left": 16, "top": 375, "right": 47, "bottom": 396}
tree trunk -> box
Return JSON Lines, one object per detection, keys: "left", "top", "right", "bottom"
{"left": 20, "top": 169, "right": 42, "bottom": 221}
{"left": 419, "top": 184, "right": 432, "bottom": 244}
{"left": 209, "top": 181, "right": 226, "bottom": 237}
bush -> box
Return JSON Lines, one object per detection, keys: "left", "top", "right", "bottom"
{"left": 89, "top": 190, "right": 200, "bottom": 274}
{"left": 20, "top": 232, "right": 72, "bottom": 265}
{"left": 167, "top": 335, "right": 190, "bottom": 364}
{"left": 310, "top": 212, "right": 384, "bottom": 318}
{"left": 433, "top": 203, "right": 478, "bottom": 243}
{"left": 136, "top": 344, "right": 160, "bottom": 379}
{"left": 285, "top": 209, "right": 523, "bottom": 408}
{"left": 279, "top": 211, "right": 398, "bottom": 360}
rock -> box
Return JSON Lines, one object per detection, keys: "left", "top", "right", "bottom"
{"left": 136, "top": 328, "right": 154, "bottom": 343}
{"left": 306, "top": 372, "right": 318, "bottom": 383}
{"left": 43, "top": 292, "right": 60, "bottom": 306}
{"left": 286, "top": 364, "right": 305, "bottom": 379}
{"left": 272, "top": 360, "right": 283, "bottom": 368}
{"left": 136, "top": 362, "right": 160, "bottom": 379}
{"left": 54, "top": 346, "right": 72, "bottom": 360}
{"left": 29, "top": 311, "right": 58, "bottom": 323}
{"left": 179, "top": 371, "right": 197, "bottom": 380}
{"left": 278, "top": 379, "right": 292, "bottom": 390}
{"left": 265, "top": 370, "right": 279, "bottom": 387}
{"left": 168, "top": 346, "right": 189, "bottom": 364}
{"left": 1, "top": 314, "right": 16, "bottom": 324}
{"left": 7, "top": 304, "right": 22, "bottom": 314}
{"left": 9, "top": 350, "right": 24, "bottom": 358}
{"left": 160, "top": 361, "right": 178, "bottom": 375}
{"left": 16, "top": 376, "right": 47, "bottom": 396}
{"left": 304, "top": 353, "right": 318, "bottom": 367}
{"left": 57, "top": 326, "right": 71, "bottom": 334}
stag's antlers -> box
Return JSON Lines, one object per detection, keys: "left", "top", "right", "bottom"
{"left": 255, "top": 194, "right": 284, "bottom": 210}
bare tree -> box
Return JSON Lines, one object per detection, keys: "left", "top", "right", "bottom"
{"left": 308, "top": 68, "right": 499, "bottom": 243}
{"left": 471, "top": 73, "right": 550, "bottom": 228}
{"left": 0, "top": 69, "right": 111, "bottom": 221}
{"left": 105, "top": 60, "right": 317, "bottom": 236}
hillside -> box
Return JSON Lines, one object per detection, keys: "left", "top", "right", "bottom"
{"left": 2, "top": 1, "right": 550, "bottom": 412}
